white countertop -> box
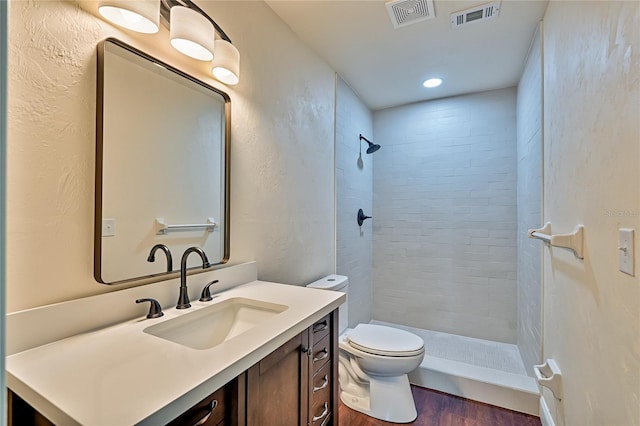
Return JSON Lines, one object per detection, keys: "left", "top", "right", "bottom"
{"left": 6, "top": 280, "right": 345, "bottom": 425}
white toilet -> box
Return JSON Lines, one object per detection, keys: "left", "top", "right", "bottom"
{"left": 307, "top": 275, "right": 425, "bottom": 423}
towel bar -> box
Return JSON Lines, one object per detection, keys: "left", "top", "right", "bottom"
{"left": 528, "top": 222, "right": 584, "bottom": 259}
{"left": 155, "top": 217, "right": 216, "bottom": 235}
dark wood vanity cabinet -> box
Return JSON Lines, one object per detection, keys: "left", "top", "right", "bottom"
{"left": 8, "top": 309, "right": 339, "bottom": 426}
{"left": 160, "top": 308, "right": 339, "bottom": 426}
{"left": 243, "top": 310, "right": 339, "bottom": 426}
{"left": 246, "top": 330, "right": 310, "bottom": 425}
{"left": 8, "top": 392, "right": 55, "bottom": 426}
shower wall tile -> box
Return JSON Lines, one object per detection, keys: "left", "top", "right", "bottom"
{"left": 336, "top": 76, "right": 373, "bottom": 326}
{"left": 516, "top": 26, "right": 543, "bottom": 377}
{"left": 372, "top": 88, "right": 518, "bottom": 343}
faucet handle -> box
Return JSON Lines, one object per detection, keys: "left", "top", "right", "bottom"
{"left": 136, "top": 298, "right": 164, "bottom": 319}
{"left": 199, "top": 280, "right": 219, "bottom": 302}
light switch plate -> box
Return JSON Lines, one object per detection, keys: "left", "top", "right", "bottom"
{"left": 102, "top": 218, "right": 116, "bottom": 237}
{"left": 619, "top": 228, "right": 634, "bottom": 276}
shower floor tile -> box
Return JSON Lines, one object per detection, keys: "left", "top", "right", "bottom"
{"left": 371, "top": 320, "right": 527, "bottom": 375}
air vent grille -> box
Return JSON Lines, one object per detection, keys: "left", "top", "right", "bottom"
{"left": 450, "top": 1, "right": 501, "bottom": 29}
{"left": 386, "top": 0, "right": 436, "bottom": 29}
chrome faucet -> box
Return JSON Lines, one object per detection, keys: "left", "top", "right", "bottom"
{"left": 147, "top": 244, "right": 173, "bottom": 273}
{"left": 177, "top": 247, "right": 210, "bottom": 309}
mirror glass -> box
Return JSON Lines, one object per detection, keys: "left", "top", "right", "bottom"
{"left": 95, "top": 38, "right": 230, "bottom": 285}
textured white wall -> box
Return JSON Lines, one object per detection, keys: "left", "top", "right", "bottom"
{"left": 372, "top": 88, "right": 518, "bottom": 343}
{"left": 7, "top": 1, "right": 335, "bottom": 312}
{"left": 516, "top": 25, "right": 543, "bottom": 377}
{"left": 335, "top": 76, "right": 373, "bottom": 326}
{"left": 200, "top": 1, "right": 335, "bottom": 287}
{"left": 541, "top": 2, "right": 639, "bottom": 425}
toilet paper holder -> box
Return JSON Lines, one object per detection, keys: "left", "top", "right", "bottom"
{"left": 533, "top": 359, "right": 563, "bottom": 401}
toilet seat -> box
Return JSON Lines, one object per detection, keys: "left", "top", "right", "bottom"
{"left": 347, "top": 324, "right": 425, "bottom": 357}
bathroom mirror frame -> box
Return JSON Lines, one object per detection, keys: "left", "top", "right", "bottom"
{"left": 94, "top": 37, "right": 231, "bottom": 286}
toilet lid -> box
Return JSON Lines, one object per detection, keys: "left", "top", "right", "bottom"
{"left": 347, "top": 324, "right": 425, "bottom": 357}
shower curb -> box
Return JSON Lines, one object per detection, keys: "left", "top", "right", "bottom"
{"left": 409, "top": 355, "right": 540, "bottom": 416}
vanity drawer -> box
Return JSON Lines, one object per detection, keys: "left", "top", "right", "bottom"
{"left": 168, "top": 385, "right": 226, "bottom": 426}
{"left": 312, "top": 314, "right": 331, "bottom": 344}
{"left": 310, "top": 400, "right": 331, "bottom": 426}
{"left": 312, "top": 361, "right": 332, "bottom": 400}
{"left": 312, "top": 334, "right": 331, "bottom": 372}
{"left": 310, "top": 369, "right": 332, "bottom": 426}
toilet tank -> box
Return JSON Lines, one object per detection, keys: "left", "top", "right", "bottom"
{"left": 307, "top": 275, "right": 348, "bottom": 334}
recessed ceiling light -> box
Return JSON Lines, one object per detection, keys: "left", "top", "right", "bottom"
{"left": 423, "top": 78, "right": 442, "bottom": 88}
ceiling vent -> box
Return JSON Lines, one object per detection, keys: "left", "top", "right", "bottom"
{"left": 385, "top": 0, "right": 436, "bottom": 29}
{"left": 450, "top": 1, "right": 501, "bottom": 29}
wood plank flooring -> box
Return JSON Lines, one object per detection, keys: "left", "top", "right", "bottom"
{"left": 338, "top": 386, "right": 542, "bottom": 426}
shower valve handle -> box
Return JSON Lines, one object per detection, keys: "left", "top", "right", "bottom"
{"left": 357, "top": 209, "right": 372, "bottom": 227}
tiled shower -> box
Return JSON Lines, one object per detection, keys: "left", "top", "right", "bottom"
{"left": 335, "top": 26, "right": 543, "bottom": 386}
{"left": 372, "top": 88, "right": 518, "bottom": 344}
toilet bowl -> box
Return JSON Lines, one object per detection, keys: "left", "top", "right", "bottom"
{"left": 307, "top": 275, "right": 425, "bottom": 423}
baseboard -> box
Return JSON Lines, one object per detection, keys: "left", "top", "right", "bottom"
{"left": 409, "top": 355, "right": 540, "bottom": 416}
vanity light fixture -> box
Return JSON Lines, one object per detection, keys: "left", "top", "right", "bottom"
{"left": 423, "top": 78, "right": 443, "bottom": 88}
{"left": 97, "top": 0, "right": 241, "bottom": 85}
{"left": 98, "top": 0, "right": 160, "bottom": 34}
{"left": 170, "top": 5, "right": 215, "bottom": 61}
{"left": 211, "top": 38, "right": 240, "bottom": 85}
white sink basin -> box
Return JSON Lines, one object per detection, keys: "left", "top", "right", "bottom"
{"left": 143, "top": 297, "right": 288, "bottom": 350}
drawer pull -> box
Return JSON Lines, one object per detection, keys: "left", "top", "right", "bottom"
{"left": 193, "top": 399, "right": 218, "bottom": 426}
{"left": 313, "top": 374, "right": 329, "bottom": 392}
{"left": 312, "top": 402, "right": 329, "bottom": 422}
{"left": 313, "top": 321, "right": 328, "bottom": 333}
{"left": 313, "top": 348, "right": 329, "bottom": 363}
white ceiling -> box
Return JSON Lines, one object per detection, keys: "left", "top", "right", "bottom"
{"left": 265, "top": 0, "right": 549, "bottom": 110}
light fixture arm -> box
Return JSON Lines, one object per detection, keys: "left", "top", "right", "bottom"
{"left": 160, "top": 0, "right": 232, "bottom": 43}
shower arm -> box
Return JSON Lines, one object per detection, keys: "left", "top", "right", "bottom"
{"left": 359, "top": 134, "right": 373, "bottom": 145}
{"left": 359, "top": 134, "right": 381, "bottom": 154}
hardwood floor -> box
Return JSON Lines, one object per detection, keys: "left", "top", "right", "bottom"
{"left": 338, "top": 386, "right": 542, "bottom": 426}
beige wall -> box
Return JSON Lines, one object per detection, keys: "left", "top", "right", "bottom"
{"left": 7, "top": 1, "right": 335, "bottom": 312}
{"left": 542, "top": 1, "right": 639, "bottom": 424}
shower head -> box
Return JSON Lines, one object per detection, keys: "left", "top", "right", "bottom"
{"left": 359, "top": 134, "right": 381, "bottom": 154}
{"left": 366, "top": 143, "right": 381, "bottom": 154}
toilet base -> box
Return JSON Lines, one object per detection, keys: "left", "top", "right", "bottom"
{"left": 340, "top": 373, "right": 418, "bottom": 423}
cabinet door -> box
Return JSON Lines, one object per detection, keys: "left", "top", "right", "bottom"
{"left": 246, "top": 330, "right": 310, "bottom": 425}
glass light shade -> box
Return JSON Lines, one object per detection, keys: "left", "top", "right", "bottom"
{"left": 212, "top": 40, "right": 240, "bottom": 85}
{"left": 98, "top": 0, "right": 160, "bottom": 34}
{"left": 170, "top": 6, "right": 215, "bottom": 61}
{"left": 423, "top": 78, "right": 443, "bottom": 88}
